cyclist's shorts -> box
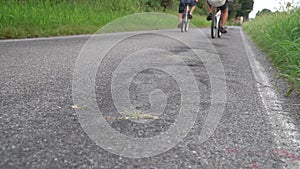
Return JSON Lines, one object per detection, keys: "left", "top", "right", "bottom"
{"left": 178, "top": 0, "right": 196, "bottom": 13}
{"left": 207, "top": 0, "right": 228, "bottom": 11}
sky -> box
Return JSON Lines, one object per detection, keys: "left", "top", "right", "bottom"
{"left": 249, "top": 0, "right": 300, "bottom": 18}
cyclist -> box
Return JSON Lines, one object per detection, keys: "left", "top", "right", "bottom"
{"left": 178, "top": 0, "right": 198, "bottom": 28}
{"left": 206, "top": 0, "right": 229, "bottom": 33}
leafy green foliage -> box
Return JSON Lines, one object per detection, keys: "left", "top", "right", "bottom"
{"left": 161, "top": 0, "right": 174, "bottom": 10}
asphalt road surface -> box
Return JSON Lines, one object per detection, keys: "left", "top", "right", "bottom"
{"left": 1, "top": 27, "right": 300, "bottom": 169}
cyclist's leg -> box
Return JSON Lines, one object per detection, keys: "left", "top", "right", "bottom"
{"left": 189, "top": 0, "right": 196, "bottom": 17}
{"left": 178, "top": 2, "right": 184, "bottom": 19}
{"left": 206, "top": 1, "right": 212, "bottom": 20}
{"left": 178, "top": 2, "right": 185, "bottom": 27}
{"left": 220, "top": 1, "right": 228, "bottom": 33}
{"left": 221, "top": 9, "right": 228, "bottom": 27}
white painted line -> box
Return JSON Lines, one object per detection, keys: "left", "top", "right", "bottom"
{"left": 0, "top": 29, "right": 185, "bottom": 43}
{"left": 0, "top": 34, "right": 92, "bottom": 42}
{"left": 240, "top": 27, "right": 300, "bottom": 167}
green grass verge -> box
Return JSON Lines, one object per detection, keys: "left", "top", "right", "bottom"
{"left": 0, "top": 0, "right": 134, "bottom": 39}
{"left": 0, "top": 0, "right": 210, "bottom": 39}
{"left": 243, "top": 9, "right": 300, "bottom": 96}
{"left": 98, "top": 12, "right": 210, "bottom": 33}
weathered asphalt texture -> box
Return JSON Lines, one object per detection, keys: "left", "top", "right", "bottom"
{"left": 1, "top": 27, "right": 299, "bottom": 168}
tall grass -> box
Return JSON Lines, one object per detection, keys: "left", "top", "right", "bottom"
{"left": 0, "top": 0, "right": 210, "bottom": 39}
{"left": 0, "top": 0, "right": 142, "bottom": 39}
{"left": 243, "top": 9, "right": 300, "bottom": 95}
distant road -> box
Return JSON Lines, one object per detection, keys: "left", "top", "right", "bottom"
{"left": 1, "top": 27, "right": 299, "bottom": 168}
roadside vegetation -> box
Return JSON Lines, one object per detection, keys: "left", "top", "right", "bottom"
{"left": 0, "top": 0, "right": 139, "bottom": 39}
{"left": 0, "top": 0, "right": 255, "bottom": 39}
{"left": 0, "top": 0, "right": 211, "bottom": 39}
{"left": 243, "top": 9, "right": 300, "bottom": 95}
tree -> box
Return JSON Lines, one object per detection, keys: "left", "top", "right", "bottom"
{"left": 256, "top": 8, "right": 272, "bottom": 17}
{"left": 236, "top": 0, "right": 254, "bottom": 20}
{"left": 228, "top": 0, "right": 241, "bottom": 20}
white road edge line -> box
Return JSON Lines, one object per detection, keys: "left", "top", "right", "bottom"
{"left": 0, "top": 34, "right": 92, "bottom": 42}
{"left": 239, "top": 27, "right": 300, "bottom": 167}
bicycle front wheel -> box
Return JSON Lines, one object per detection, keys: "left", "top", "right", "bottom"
{"left": 217, "top": 16, "right": 222, "bottom": 38}
{"left": 181, "top": 14, "right": 186, "bottom": 32}
{"left": 185, "top": 19, "right": 190, "bottom": 32}
{"left": 181, "top": 20, "right": 185, "bottom": 32}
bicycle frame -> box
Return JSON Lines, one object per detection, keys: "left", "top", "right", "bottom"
{"left": 181, "top": 3, "right": 190, "bottom": 32}
{"left": 215, "top": 9, "right": 221, "bottom": 32}
{"left": 211, "top": 7, "right": 222, "bottom": 38}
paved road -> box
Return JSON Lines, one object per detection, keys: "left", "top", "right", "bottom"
{"left": 1, "top": 27, "right": 300, "bottom": 168}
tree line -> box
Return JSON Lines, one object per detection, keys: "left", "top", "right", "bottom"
{"left": 144, "top": 0, "right": 254, "bottom": 20}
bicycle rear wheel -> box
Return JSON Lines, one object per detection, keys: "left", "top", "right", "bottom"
{"left": 211, "top": 17, "right": 217, "bottom": 38}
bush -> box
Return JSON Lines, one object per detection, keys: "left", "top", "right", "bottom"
{"left": 161, "top": 0, "right": 174, "bottom": 10}
{"left": 142, "top": 0, "right": 174, "bottom": 11}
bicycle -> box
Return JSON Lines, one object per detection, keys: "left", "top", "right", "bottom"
{"left": 211, "top": 7, "right": 222, "bottom": 38}
{"left": 180, "top": 3, "right": 191, "bottom": 32}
